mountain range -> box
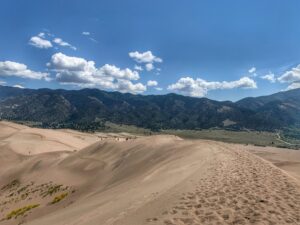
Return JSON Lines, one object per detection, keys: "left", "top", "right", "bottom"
{"left": 0, "top": 85, "right": 299, "bottom": 131}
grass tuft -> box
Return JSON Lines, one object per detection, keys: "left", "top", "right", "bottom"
{"left": 42, "top": 184, "right": 63, "bottom": 197}
{"left": 51, "top": 192, "right": 68, "bottom": 204}
{"left": 5, "top": 204, "right": 40, "bottom": 220}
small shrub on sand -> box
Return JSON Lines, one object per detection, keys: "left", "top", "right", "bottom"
{"left": 42, "top": 184, "right": 63, "bottom": 197}
{"left": 51, "top": 192, "right": 68, "bottom": 204}
{"left": 6, "top": 204, "right": 40, "bottom": 220}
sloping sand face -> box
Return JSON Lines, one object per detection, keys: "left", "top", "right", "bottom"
{"left": 0, "top": 122, "right": 299, "bottom": 225}
{"left": 245, "top": 146, "right": 300, "bottom": 181}
{"left": 0, "top": 121, "right": 101, "bottom": 155}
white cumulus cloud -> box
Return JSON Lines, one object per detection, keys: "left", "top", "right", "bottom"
{"left": 260, "top": 72, "right": 276, "bottom": 83}
{"left": 129, "top": 51, "right": 162, "bottom": 71}
{"left": 116, "top": 79, "right": 146, "bottom": 93}
{"left": 248, "top": 67, "right": 256, "bottom": 73}
{"left": 99, "top": 64, "right": 140, "bottom": 80}
{"left": 38, "top": 32, "right": 46, "bottom": 38}
{"left": 147, "top": 80, "right": 158, "bottom": 87}
{"left": 13, "top": 84, "right": 25, "bottom": 89}
{"left": 29, "top": 36, "right": 53, "bottom": 49}
{"left": 286, "top": 82, "right": 300, "bottom": 90}
{"left": 134, "top": 65, "right": 143, "bottom": 71}
{"left": 50, "top": 52, "right": 90, "bottom": 71}
{"left": 129, "top": 51, "right": 162, "bottom": 64}
{"left": 0, "top": 61, "right": 50, "bottom": 80}
{"left": 145, "top": 63, "right": 154, "bottom": 71}
{"left": 277, "top": 64, "right": 300, "bottom": 90}
{"left": 29, "top": 32, "right": 76, "bottom": 50}
{"left": 168, "top": 76, "right": 257, "bottom": 97}
{"left": 82, "top": 32, "right": 90, "bottom": 36}
{"left": 53, "top": 38, "right": 77, "bottom": 50}
{"left": 277, "top": 64, "right": 300, "bottom": 83}
{"left": 48, "top": 53, "right": 146, "bottom": 94}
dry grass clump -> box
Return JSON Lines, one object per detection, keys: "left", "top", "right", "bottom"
{"left": 5, "top": 204, "right": 40, "bottom": 220}
{"left": 42, "top": 184, "right": 63, "bottom": 197}
{"left": 51, "top": 192, "right": 68, "bottom": 204}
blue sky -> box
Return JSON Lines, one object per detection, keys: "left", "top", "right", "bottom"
{"left": 1, "top": 0, "right": 300, "bottom": 101}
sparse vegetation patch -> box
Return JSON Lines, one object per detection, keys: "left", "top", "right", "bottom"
{"left": 51, "top": 192, "right": 68, "bottom": 204}
{"left": 42, "top": 184, "right": 63, "bottom": 197}
{"left": 1, "top": 179, "right": 20, "bottom": 191}
{"left": 0, "top": 180, "right": 76, "bottom": 221}
{"left": 5, "top": 204, "right": 39, "bottom": 220}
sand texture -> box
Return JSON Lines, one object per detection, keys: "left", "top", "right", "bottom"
{"left": 0, "top": 121, "right": 299, "bottom": 225}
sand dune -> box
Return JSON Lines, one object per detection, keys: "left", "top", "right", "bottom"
{"left": 0, "top": 122, "right": 299, "bottom": 225}
{"left": 0, "top": 121, "right": 100, "bottom": 155}
{"left": 0, "top": 121, "right": 136, "bottom": 155}
{"left": 245, "top": 146, "right": 300, "bottom": 181}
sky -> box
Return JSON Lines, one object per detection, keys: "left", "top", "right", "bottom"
{"left": 1, "top": 0, "right": 300, "bottom": 101}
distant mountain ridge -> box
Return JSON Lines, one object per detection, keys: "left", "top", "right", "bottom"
{"left": 0, "top": 85, "right": 299, "bottom": 131}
